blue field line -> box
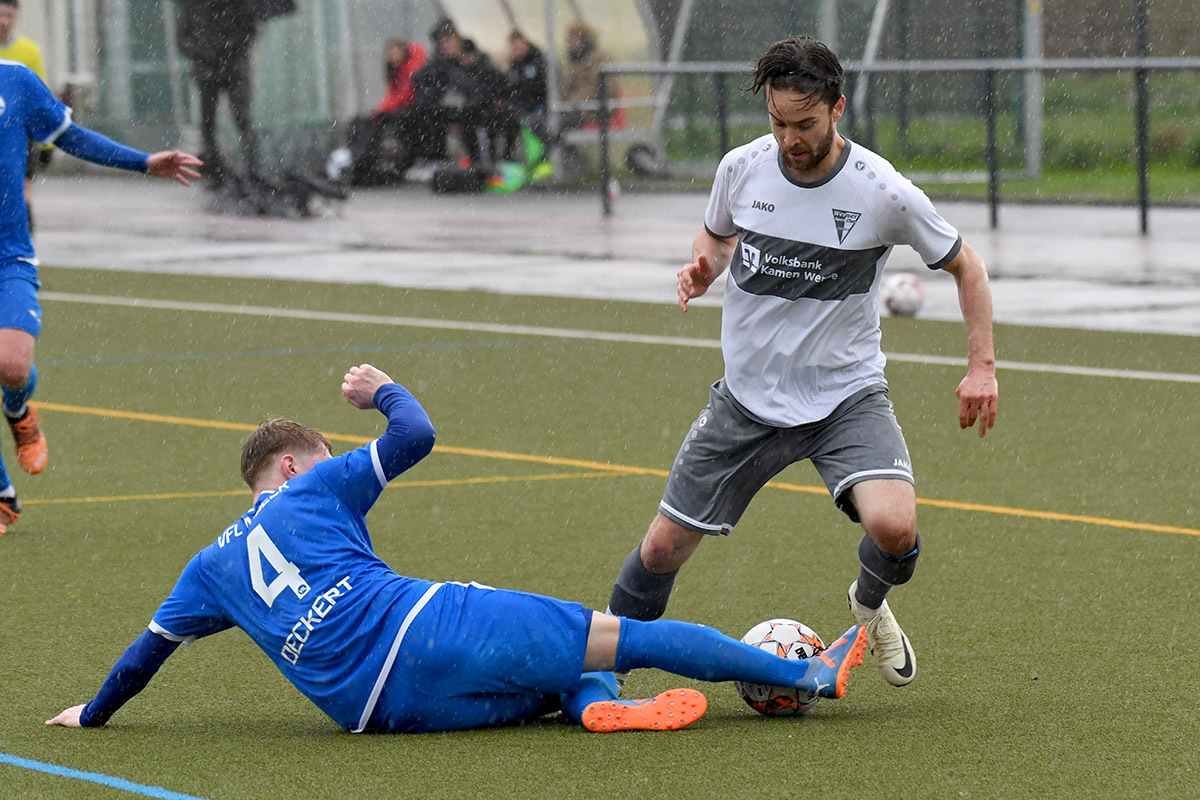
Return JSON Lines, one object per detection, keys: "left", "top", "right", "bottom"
{"left": 0, "top": 752, "right": 211, "bottom": 800}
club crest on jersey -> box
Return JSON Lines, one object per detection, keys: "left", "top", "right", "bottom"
{"left": 739, "top": 241, "right": 762, "bottom": 273}
{"left": 832, "top": 208, "right": 861, "bottom": 244}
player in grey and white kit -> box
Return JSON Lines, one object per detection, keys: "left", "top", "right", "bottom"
{"left": 605, "top": 36, "right": 998, "bottom": 688}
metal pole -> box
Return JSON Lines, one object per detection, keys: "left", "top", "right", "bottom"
{"left": 716, "top": 73, "right": 729, "bottom": 156}
{"left": 985, "top": 69, "right": 999, "bottom": 229}
{"left": 1022, "top": 0, "right": 1044, "bottom": 177}
{"left": 1134, "top": 0, "right": 1150, "bottom": 235}
{"left": 599, "top": 70, "right": 612, "bottom": 217}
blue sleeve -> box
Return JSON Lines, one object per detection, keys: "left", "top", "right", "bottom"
{"left": 19, "top": 66, "right": 71, "bottom": 144}
{"left": 373, "top": 383, "right": 437, "bottom": 482}
{"left": 150, "top": 555, "right": 234, "bottom": 643}
{"left": 78, "top": 630, "right": 180, "bottom": 727}
{"left": 53, "top": 123, "right": 150, "bottom": 173}
{"left": 314, "top": 383, "right": 436, "bottom": 514}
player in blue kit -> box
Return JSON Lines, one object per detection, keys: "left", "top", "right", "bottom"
{"left": 0, "top": 59, "right": 201, "bottom": 536}
{"left": 47, "top": 364, "right": 868, "bottom": 734}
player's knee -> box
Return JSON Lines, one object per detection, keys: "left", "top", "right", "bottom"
{"left": 641, "top": 516, "right": 701, "bottom": 573}
{"left": 860, "top": 509, "right": 917, "bottom": 555}
{"left": 0, "top": 353, "right": 30, "bottom": 390}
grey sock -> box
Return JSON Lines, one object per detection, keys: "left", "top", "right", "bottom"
{"left": 607, "top": 544, "right": 677, "bottom": 621}
{"left": 855, "top": 532, "right": 920, "bottom": 609}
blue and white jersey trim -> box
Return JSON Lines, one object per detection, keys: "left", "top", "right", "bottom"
{"left": 368, "top": 440, "right": 387, "bottom": 489}
{"left": 41, "top": 106, "right": 73, "bottom": 146}
{"left": 351, "top": 581, "right": 443, "bottom": 733}
{"left": 147, "top": 620, "right": 195, "bottom": 646}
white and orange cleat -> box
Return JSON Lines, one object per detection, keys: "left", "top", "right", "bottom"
{"left": 581, "top": 688, "right": 707, "bottom": 732}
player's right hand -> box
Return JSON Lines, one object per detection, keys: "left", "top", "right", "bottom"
{"left": 343, "top": 364, "right": 394, "bottom": 409}
{"left": 45, "top": 704, "right": 86, "bottom": 728}
{"left": 678, "top": 255, "right": 714, "bottom": 312}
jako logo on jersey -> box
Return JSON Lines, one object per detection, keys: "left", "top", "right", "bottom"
{"left": 752, "top": 200, "right": 775, "bottom": 212}
{"left": 740, "top": 241, "right": 762, "bottom": 273}
{"left": 832, "top": 208, "right": 862, "bottom": 244}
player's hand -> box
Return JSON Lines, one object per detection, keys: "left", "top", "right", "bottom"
{"left": 956, "top": 369, "right": 998, "bottom": 438}
{"left": 45, "top": 704, "right": 86, "bottom": 728}
{"left": 145, "top": 150, "right": 204, "bottom": 186}
{"left": 342, "top": 364, "right": 394, "bottom": 409}
{"left": 677, "top": 255, "right": 715, "bottom": 312}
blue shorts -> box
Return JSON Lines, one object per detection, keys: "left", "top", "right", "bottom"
{"left": 0, "top": 262, "right": 42, "bottom": 337}
{"left": 369, "top": 581, "right": 591, "bottom": 733}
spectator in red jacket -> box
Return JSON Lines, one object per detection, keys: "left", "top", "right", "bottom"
{"left": 375, "top": 39, "right": 426, "bottom": 116}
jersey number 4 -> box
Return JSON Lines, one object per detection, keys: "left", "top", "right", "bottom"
{"left": 247, "top": 525, "right": 311, "bottom": 608}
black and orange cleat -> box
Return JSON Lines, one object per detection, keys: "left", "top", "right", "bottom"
{"left": 581, "top": 688, "right": 707, "bottom": 732}
{"left": 0, "top": 494, "right": 21, "bottom": 535}
{"left": 8, "top": 404, "right": 47, "bottom": 475}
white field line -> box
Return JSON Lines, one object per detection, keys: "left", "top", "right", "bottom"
{"left": 42, "top": 292, "right": 1200, "bottom": 385}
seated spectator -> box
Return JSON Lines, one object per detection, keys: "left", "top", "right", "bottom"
{"left": 348, "top": 39, "right": 427, "bottom": 184}
{"left": 498, "top": 29, "right": 549, "bottom": 162}
{"left": 559, "top": 22, "right": 618, "bottom": 131}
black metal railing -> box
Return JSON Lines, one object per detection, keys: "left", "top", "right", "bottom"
{"left": 595, "top": 57, "right": 1200, "bottom": 232}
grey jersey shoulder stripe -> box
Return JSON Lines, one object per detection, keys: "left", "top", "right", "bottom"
{"left": 928, "top": 235, "right": 963, "bottom": 270}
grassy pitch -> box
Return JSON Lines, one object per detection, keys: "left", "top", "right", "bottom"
{"left": 1, "top": 266, "right": 1197, "bottom": 799}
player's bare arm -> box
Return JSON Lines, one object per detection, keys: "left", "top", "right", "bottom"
{"left": 678, "top": 228, "right": 738, "bottom": 311}
{"left": 145, "top": 150, "right": 204, "bottom": 186}
{"left": 343, "top": 364, "right": 395, "bottom": 409}
{"left": 943, "top": 241, "right": 998, "bottom": 438}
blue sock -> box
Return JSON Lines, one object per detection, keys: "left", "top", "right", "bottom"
{"left": 614, "top": 618, "right": 819, "bottom": 692}
{"left": 0, "top": 455, "right": 10, "bottom": 493}
{"left": 559, "top": 671, "right": 619, "bottom": 724}
{"left": 3, "top": 363, "right": 36, "bottom": 418}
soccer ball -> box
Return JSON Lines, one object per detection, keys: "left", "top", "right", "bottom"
{"left": 734, "top": 618, "right": 826, "bottom": 716}
{"left": 881, "top": 272, "right": 925, "bottom": 317}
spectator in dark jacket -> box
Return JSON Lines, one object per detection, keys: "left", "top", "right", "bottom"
{"left": 176, "top": 0, "right": 260, "bottom": 182}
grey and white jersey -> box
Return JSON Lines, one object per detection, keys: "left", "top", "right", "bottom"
{"left": 704, "top": 134, "right": 961, "bottom": 426}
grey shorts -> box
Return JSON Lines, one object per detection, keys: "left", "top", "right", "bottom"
{"left": 659, "top": 381, "right": 914, "bottom": 532}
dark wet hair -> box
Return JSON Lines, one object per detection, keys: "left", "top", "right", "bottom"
{"left": 240, "top": 417, "right": 331, "bottom": 489}
{"left": 751, "top": 36, "right": 843, "bottom": 109}
{"left": 0, "top": 1, "right": 18, "bottom": 8}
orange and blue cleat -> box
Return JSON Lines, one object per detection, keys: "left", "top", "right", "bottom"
{"left": 581, "top": 688, "right": 707, "bottom": 732}
{"left": 810, "top": 624, "right": 869, "bottom": 699}
{"left": 8, "top": 404, "right": 47, "bottom": 475}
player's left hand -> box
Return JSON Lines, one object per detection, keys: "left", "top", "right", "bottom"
{"left": 956, "top": 369, "right": 998, "bottom": 438}
{"left": 343, "top": 364, "right": 394, "bottom": 409}
{"left": 45, "top": 704, "right": 86, "bottom": 728}
{"left": 145, "top": 150, "right": 204, "bottom": 186}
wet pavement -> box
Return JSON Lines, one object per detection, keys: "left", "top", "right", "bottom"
{"left": 32, "top": 173, "right": 1200, "bottom": 336}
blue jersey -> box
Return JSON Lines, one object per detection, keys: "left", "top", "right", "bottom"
{"left": 151, "top": 386, "right": 439, "bottom": 732}
{"left": 0, "top": 60, "right": 71, "bottom": 265}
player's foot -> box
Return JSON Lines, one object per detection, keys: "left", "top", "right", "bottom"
{"left": 0, "top": 493, "right": 21, "bottom": 535}
{"left": 807, "top": 624, "right": 868, "bottom": 699}
{"left": 848, "top": 581, "right": 916, "bottom": 686}
{"left": 8, "top": 404, "right": 47, "bottom": 475}
{"left": 581, "top": 688, "right": 707, "bottom": 732}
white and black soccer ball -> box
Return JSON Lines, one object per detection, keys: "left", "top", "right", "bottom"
{"left": 881, "top": 272, "right": 926, "bottom": 317}
{"left": 734, "top": 618, "right": 826, "bottom": 716}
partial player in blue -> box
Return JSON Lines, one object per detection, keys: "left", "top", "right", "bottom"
{"left": 0, "top": 59, "right": 202, "bottom": 536}
{"left": 46, "top": 364, "right": 867, "bottom": 734}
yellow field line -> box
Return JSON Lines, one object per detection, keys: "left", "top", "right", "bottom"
{"left": 36, "top": 402, "right": 1200, "bottom": 537}
{"left": 20, "top": 471, "right": 619, "bottom": 507}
